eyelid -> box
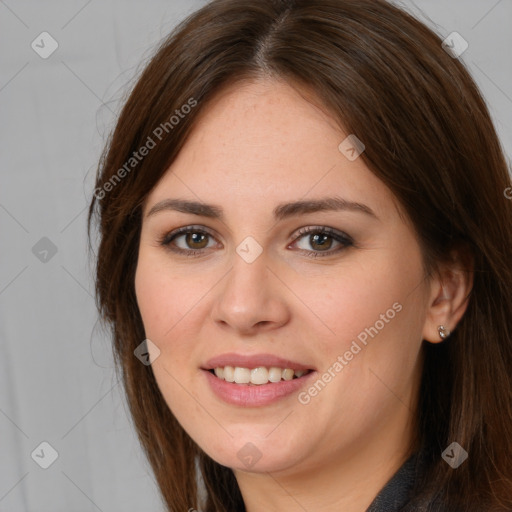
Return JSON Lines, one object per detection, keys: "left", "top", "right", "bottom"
{"left": 292, "top": 225, "right": 353, "bottom": 243}
{"left": 159, "top": 225, "right": 218, "bottom": 245}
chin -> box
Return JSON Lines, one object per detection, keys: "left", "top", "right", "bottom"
{"left": 199, "top": 435, "right": 303, "bottom": 474}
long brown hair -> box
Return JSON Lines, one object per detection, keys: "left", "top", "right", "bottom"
{"left": 87, "top": 0, "right": 512, "bottom": 510}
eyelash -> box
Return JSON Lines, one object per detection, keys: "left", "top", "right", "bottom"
{"left": 158, "top": 225, "right": 354, "bottom": 259}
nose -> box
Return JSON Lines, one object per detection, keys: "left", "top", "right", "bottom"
{"left": 210, "top": 247, "right": 291, "bottom": 335}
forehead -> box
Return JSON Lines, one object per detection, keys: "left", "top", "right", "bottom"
{"left": 145, "top": 78, "right": 397, "bottom": 223}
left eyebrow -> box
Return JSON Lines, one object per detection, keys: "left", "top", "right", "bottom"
{"left": 273, "top": 196, "right": 378, "bottom": 221}
{"left": 145, "top": 196, "right": 378, "bottom": 221}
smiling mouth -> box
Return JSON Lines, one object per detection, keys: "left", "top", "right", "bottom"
{"left": 207, "top": 367, "right": 314, "bottom": 385}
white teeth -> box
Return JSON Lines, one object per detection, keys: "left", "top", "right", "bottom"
{"left": 250, "top": 367, "right": 269, "bottom": 385}
{"left": 268, "top": 367, "right": 283, "bottom": 382}
{"left": 282, "top": 368, "right": 294, "bottom": 381}
{"left": 223, "top": 366, "right": 235, "bottom": 382}
{"left": 234, "top": 367, "right": 251, "bottom": 384}
{"left": 211, "top": 365, "right": 310, "bottom": 385}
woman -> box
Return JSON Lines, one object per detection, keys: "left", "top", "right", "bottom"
{"left": 88, "top": 0, "right": 512, "bottom": 510}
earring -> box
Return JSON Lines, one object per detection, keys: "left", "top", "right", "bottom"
{"left": 438, "top": 325, "right": 451, "bottom": 340}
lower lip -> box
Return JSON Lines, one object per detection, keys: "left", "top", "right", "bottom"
{"left": 202, "top": 369, "right": 317, "bottom": 407}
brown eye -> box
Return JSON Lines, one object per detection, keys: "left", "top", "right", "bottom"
{"left": 292, "top": 226, "right": 354, "bottom": 258}
{"left": 181, "top": 232, "right": 209, "bottom": 249}
{"left": 307, "top": 232, "right": 334, "bottom": 251}
{"left": 160, "top": 226, "right": 218, "bottom": 256}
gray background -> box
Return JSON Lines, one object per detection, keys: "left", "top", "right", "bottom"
{"left": 1, "top": 1, "right": 510, "bottom": 511}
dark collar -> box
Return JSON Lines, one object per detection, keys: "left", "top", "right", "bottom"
{"left": 365, "top": 453, "right": 419, "bottom": 512}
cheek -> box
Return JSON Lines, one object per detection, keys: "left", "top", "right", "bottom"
{"left": 134, "top": 251, "right": 192, "bottom": 341}
{"left": 134, "top": 249, "right": 216, "bottom": 379}
{"left": 134, "top": 253, "right": 201, "bottom": 415}
{"left": 306, "top": 256, "right": 422, "bottom": 350}
{"left": 134, "top": 263, "right": 167, "bottom": 338}
{"left": 304, "top": 246, "right": 427, "bottom": 408}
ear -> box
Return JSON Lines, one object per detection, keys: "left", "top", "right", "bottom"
{"left": 422, "top": 246, "right": 474, "bottom": 343}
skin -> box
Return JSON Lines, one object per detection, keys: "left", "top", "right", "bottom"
{"left": 135, "top": 78, "right": 472, "bottom": 512}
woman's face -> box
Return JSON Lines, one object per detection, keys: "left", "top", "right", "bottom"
{"left": 135, "top": 78, "right": 433, "bottom": 475}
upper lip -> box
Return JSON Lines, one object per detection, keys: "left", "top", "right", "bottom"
{"left": 202, "top": 353, "right": 315, "bottom": 371}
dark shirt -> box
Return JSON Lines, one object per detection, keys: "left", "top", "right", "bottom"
{"left": 365, "top": 452, "right": 450, "bottom": 512}
{"left": 365, "top": 454, "right": 418, "bottom": 512}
